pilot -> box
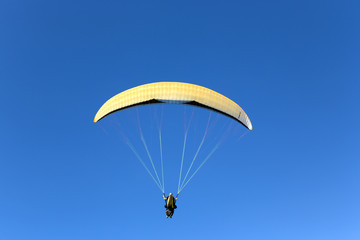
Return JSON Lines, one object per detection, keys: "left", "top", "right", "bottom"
{"left": 162, "top": 193, "right": 178, "bottom": 218}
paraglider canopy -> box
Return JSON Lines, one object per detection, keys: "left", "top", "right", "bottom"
{"left": 94, "top": 82, "right": 252, "bottom": 130}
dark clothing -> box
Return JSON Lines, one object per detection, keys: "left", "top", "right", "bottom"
{"left": 166, "top": 208, "right": 174, "bottom": 218}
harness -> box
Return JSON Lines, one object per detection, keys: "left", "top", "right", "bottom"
{"left": 166, "top": 195, "right": 175, "bottom": 208}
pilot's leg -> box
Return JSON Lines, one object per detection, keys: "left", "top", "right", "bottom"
{"left": 170, "top": 209, "right": 174, "bottom": 218}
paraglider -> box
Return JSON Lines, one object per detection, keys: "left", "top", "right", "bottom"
{"left": 94, "top": 82, "right": 252, "bottom": 218}
{"left": 162, "top": 193, "right": 178, "bottom": 218}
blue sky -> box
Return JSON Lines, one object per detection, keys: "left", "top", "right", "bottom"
{"left": 0, "top": 0, "right": 359, "bottom": 239}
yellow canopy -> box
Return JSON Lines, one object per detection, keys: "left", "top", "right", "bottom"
{"left": 94, "top": 82, "right": 252, "bottom": 130}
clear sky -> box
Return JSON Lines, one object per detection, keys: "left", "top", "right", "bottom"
{"left": 1, "top": 0, "right": 359, "bottom": 239}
